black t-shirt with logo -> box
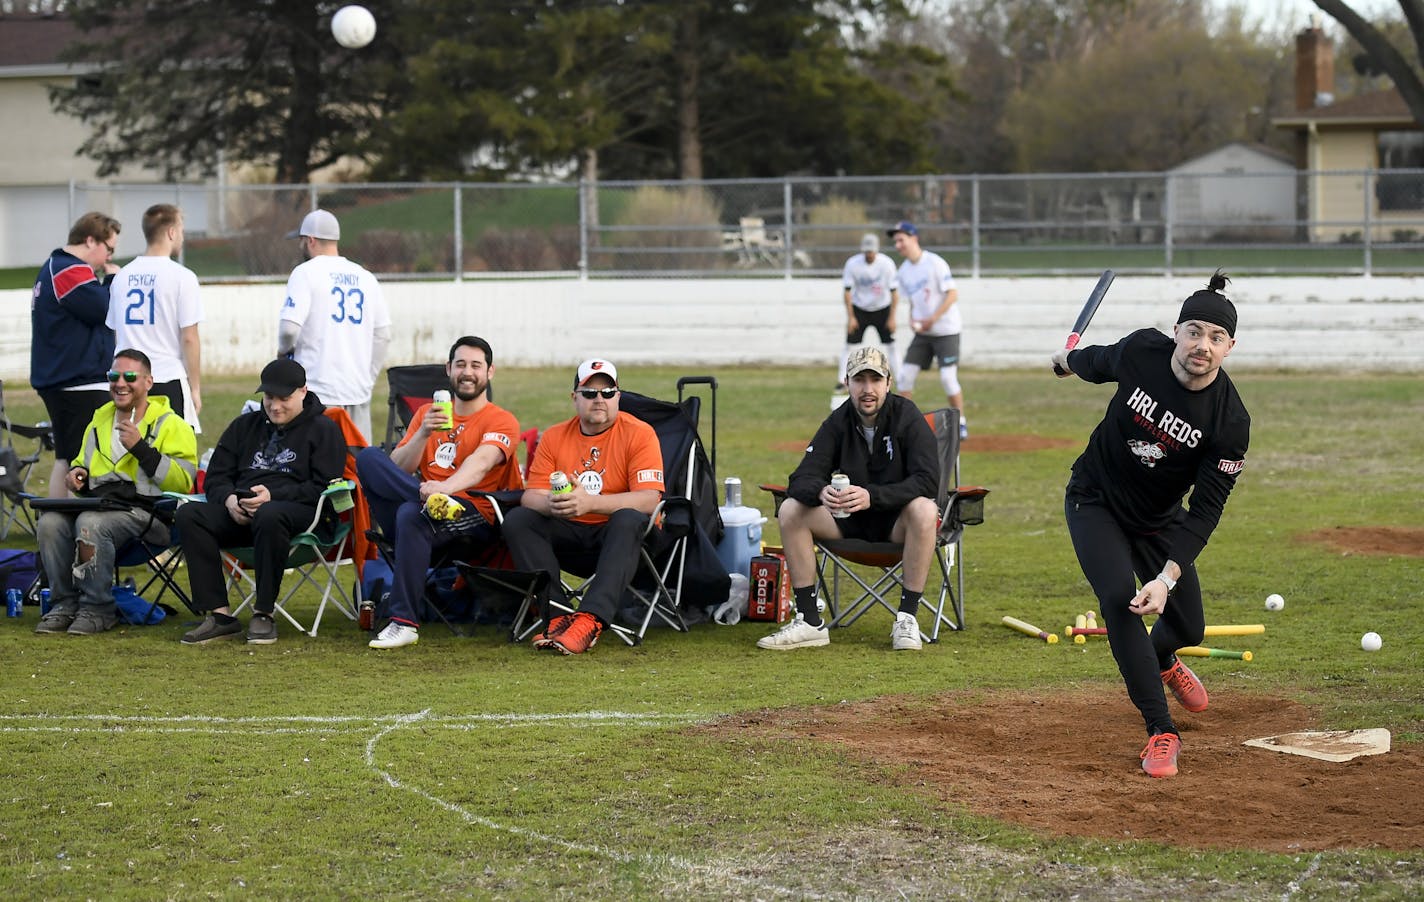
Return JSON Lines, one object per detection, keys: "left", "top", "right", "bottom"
{"left": 1067, "top": 328, "right": 1250, "bottom": 567}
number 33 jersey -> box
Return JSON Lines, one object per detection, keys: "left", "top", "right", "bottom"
{"left": 280, "top": 254, "right": 391, "bottom": 405}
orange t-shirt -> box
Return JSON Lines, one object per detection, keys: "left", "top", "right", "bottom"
{"left": 527, "top": 413, "right": 664, "bottom": 525}
{"left": 398, "top": 401, "right": 522, "bottom": 520}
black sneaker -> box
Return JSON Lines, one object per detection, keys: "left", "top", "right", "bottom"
{"left": 181, "top": 614, "right": 243, "bottom": 645}
{"left": 246, "top": 613, "right": 278, "bottom": 645}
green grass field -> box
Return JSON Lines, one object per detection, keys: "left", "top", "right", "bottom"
{"left": 0, "top": 365, "right": 1420, "bottom": 899}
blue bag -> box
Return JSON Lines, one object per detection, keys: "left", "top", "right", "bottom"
{"left": 113, "top": 579, "right": 168, "bottom": 625}
{"left": 0, "top": 548, "right": 39, "bottom": 595}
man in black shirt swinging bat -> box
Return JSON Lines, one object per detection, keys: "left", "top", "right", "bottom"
{"left": 1053, "top": 271, "right": 1250, "bottom": 779}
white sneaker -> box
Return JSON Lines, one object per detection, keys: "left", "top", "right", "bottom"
{"left": 891, "top": 612, "right": 923, "bottom": 650}
{"left": 369, "top": 621, "right": 419, "bottom": 649}
{"left": 756, "top": 614, "right": 829, "bottom": 650}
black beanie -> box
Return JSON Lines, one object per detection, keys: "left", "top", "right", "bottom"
{"left": 1177, "top": 272, "right": 1237, "bottom": 337}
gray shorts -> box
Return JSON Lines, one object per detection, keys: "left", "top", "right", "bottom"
{"left": 903, "top": 333, "right": 960, "bottom": 369}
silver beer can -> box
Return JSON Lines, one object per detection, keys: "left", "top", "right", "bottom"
{"left": 724, "top": 477, "right": 742, "bottom": 508}
{"left": 830, "top": 473, "right": 851, "bottom": 518}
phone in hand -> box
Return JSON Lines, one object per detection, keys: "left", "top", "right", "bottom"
{"left": 234, "top": 488, "right": 256, "bottom": 500}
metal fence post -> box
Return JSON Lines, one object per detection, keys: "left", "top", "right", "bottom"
{"left": 1363, "top": 171, "right": 1373, "bottom": 277}
{"left": 970, "top": 175, "right": 980, "bottom": 279}
{"left": 783, "top": 179, "right": 793, "bottom": 280}
{"left": 578, "top": 178, "right": 589, "bottom": 280}
{"left": 68, "top": 178, "right": 76, "bottom": 225}
{"left": 1164, "top": 174, "right": 1175, "bottom": 277}
{"left": 453, "top": 183, "right": 463, "bottom": 282}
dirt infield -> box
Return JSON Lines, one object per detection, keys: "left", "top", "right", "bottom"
{"left": 712, "top": 690, "right": 1424, "bottom": 851}
{"left": 1297, "top": 526, "right": 1424, "bottom": 557}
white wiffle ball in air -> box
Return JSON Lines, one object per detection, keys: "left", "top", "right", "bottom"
{"left": 332, "top": 5, "right": 377, "bottom": 49}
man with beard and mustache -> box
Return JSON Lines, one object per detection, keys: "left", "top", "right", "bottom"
{"left": 356, "top": 336, "right": 523, "bottom": 649}
{"left": 278, "top": 208, "right": 391, "bottom": 443}
{"left": 756, "top": 346, "right": 939, "bottom": 652}
{"left": 1052, "top": 271, "right": 1250, "bottom": 779}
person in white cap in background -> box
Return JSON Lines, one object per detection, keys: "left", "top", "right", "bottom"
{"left": 836, "top": 233, "right": 899, "bottom": 391}
{"left": 277, "top": 208, "right": 391, "bottom": 444}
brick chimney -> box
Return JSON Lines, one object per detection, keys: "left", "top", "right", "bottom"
{"left": 1295, "top": 25, "right": 1335, "bottom": 110}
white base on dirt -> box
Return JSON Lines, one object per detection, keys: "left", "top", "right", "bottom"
{"left": 1243, "top": 728, "right": 1391, "bottom": 762}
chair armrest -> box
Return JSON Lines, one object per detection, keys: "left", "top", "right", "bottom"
{"left": 468, "top": 488, "right": 525, "bottom": 525}
{"left": 944, "top": 485, "right": 990, "bottom": 531}
{"left": 758, "top": 483, "right": 788, "bottom": 515}
{"left": 163, "top": 491, "right": 206, "bottom": 505}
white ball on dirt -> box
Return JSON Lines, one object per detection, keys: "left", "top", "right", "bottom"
{"left": 1265, "top": 593, "right": 1284, "bottom": 611}
{"left": 331, "top": 5, "right": 377, "bottom": 49}
{"left": 1361, "top": 631, "right": 1382, "bottom": 652}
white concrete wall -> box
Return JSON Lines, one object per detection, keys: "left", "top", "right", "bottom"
{"left": 3, "top": 275, "right": 1422, "bottom": 382}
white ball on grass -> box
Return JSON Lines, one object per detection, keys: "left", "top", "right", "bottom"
{"left": 1361, "top": 631, "right": 1382, "bottom": 652}
{"left": 1265, "top": 593, "right": 1284, "bottom": 611}
{"left": 332, "top": 5, "right": 377, "bottom": 49}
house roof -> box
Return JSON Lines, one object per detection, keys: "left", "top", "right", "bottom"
{"left": 1274, "top": 88, "right": 1418, "bottom": 130}
{"left": 0, "top": 10, "right": 83, "bottom": 72}
{"left": 1170, "top": 141, "right": 1294, "bottom": 172}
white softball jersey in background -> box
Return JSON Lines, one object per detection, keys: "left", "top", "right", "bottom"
{"left": 107, "top": 255, "right": 203, "bottom": 384}
{"left": 280, "top": 255, "right": 391, "bottom": 405}
{"left": 896, "top": 250, "right": 959, "bottom": 336}
{"left": 841, "top": 252, "right": 899, "bottom": 312}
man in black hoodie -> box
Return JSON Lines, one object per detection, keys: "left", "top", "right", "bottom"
{"left": 756, "top": 346, "right": 939, "bottom": 652}
{"left": 177, "top": 358, "right": 346, "bottom": 645}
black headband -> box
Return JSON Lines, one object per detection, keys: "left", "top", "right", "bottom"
{"left": 1177, "top": 289, "right": 1237, "bottom": 337}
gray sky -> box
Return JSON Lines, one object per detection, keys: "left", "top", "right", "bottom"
{"left": 1219, "top": 0, "right": 1399, "bottom": 32}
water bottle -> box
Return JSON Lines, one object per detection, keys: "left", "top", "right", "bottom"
{"left": 6, "top": 588, "right": 23, "bottom": 617}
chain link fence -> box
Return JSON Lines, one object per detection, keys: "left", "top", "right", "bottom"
{"left": 6, "top": 168, "right": 1419, "bottom": 278}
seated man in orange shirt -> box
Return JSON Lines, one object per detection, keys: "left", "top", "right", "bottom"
{"left": 355, "top": 336, "right": 523, "bottom": 649}
{"left": 502, "top": 359, "right": 664, "bottom": 655}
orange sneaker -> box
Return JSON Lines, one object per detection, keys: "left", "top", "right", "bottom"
{"left": 541, "top": 611, "right": 602, "bottom": 655}
{"left": 1140, "top": 731, "right": 1181, "bottom": 777}
{"left": 1161, "top": 657, "right": 1209, "bottom": 712}
{"left": 532, "top": 613, "right": 574, "bottom": 647}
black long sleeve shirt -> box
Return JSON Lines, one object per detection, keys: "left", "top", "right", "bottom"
{"left": 1067, "top": 328, "right": 1250, "bottom": 567}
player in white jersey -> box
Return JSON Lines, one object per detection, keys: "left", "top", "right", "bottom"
{"left": 889, "top": 221, "right": 968, "bottom": 439}
{"left": 836, "top": 233, "right": 899, "bottom": 390}
{"left": 277, "top": 209, "right": 391, "bottom": 443}
{"left": 107, "top": 204, "right": 203, "bottom": 431}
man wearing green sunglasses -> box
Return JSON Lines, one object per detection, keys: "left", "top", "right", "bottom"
{"left": 35, "top": 349, "right": 198, "bottom": 635}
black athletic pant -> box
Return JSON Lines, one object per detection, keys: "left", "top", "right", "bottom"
{"left": 501, "top": 506, "right": 649, "bottom": 626}
{"left": 1065, "top": 487, "right": 1205, "bottom": 736}
{"left": 177, "top": 499, "right": 320, "bottom": 615}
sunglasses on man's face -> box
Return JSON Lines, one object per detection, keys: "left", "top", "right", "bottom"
{"left": 577, "top": 388, "right": 618, "bottom": 400}
{"left": 107, "top": 370, "right": 140, "bottom": 383}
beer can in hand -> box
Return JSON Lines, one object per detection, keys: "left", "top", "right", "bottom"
{"left": 549, "top": 471, "right": 573, "bottom": 494}
{"left": 431, "top": 390, "right": 453, "bottom": 427}
{"left": 830, "top": 473, "right": 851, "bottom": 518}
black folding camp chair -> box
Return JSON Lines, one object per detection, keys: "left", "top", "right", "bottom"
{"left": 0, "top": 380, "right": 53, "bottom": 540}
{"left": 762, "top": 408, "right": 989, "bottom": 641}
{"left": 381, "top": 364, "right": 449, "bottom": 450}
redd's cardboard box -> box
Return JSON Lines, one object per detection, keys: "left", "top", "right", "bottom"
{"left": 748, "top": 550, "right": 791, "bottom": 622}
